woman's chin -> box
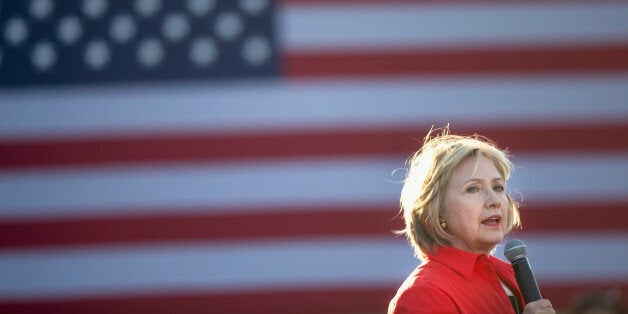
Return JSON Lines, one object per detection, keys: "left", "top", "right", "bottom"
{"left": 480, "top": 232, "right": 505, "bottom": 248}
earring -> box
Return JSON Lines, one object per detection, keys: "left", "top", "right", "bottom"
{"left": 440, "top": 219, "right": 447, "bottom": 229}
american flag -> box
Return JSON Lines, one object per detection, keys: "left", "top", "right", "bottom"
{"left": 1, "top": 0, "right": 627, "bottom": 313}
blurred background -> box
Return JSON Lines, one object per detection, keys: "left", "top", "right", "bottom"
{"left": 1, "top": 0, "right": 627, "bottom": 313}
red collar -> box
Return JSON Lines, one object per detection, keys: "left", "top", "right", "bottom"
{"left": 427, "top": 246, "right": 510, "bottom": 279}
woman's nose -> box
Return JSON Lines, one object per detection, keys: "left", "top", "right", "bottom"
{"left": 485, "top": 190, "right": 501, "bottom": 209}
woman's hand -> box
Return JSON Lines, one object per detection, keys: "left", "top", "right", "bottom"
{"left": 523, "top": 299, "right": 555, "bottom": 314}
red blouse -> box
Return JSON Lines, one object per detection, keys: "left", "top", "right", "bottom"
{"left": 388, "top": 246, "right": 525, "bottom": 314}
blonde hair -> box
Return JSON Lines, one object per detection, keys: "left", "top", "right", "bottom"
{"left": 400, "top": 127, "right": 521, "bottom": 259}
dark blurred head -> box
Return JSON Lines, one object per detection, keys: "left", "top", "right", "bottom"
{"left": 569, "top": 289, "right": 626, "bottom": 314}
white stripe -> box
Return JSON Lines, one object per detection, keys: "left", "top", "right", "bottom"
{"left": 1, "top": 154, "right": 627, "bottom": 220}
{"left": 0, "top": 157, "right": 404, "bottom": 219}
{"left": 1, "top": 75, "right": 628, "bottom": 140}
{"left": 0, "top": 237, "right": 415, "bottom": 300}
{"left": 280, "top": 2, "right": 628, "bottom": 51}
{"left": 1, "top": 234, "right": 626, "bottom": 300}
{"left": 498, "top": 233, "right": 628, "bottom": 283}
{"left": 508, "top": 153, "right": 628, "bottom": 204}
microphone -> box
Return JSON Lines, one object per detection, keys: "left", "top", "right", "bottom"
{"left": 504, "top": 239, "right": 542, "bottom": 304}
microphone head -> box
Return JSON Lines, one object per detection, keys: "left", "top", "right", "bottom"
{"left": 504, "top": 239, "right": 527, "bottom": 262}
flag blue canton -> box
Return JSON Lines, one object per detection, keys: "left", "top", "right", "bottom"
{"left": 0, "top": 0, "right": 278, "bottom": 86}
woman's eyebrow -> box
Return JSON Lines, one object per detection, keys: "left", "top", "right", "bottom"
{"left": 461, "top": 177, "right": 504, "bottom": 185}
{"left": 460, "top": 178, "right": 482, "bottom": 186}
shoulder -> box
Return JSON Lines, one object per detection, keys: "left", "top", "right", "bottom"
{"left": 388, "top": 268, "right": 459, "bottom": 314}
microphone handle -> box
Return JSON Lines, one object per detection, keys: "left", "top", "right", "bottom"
{"left": 512, "top": 257, "right": 542, "bottom": 303}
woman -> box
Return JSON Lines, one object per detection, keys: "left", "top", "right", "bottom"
{"left": 388, "top": 128, "right": 555, "bottom": 314}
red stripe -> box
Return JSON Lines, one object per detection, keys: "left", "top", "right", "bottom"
{"left": 0, "top": 205, "right": 401, "bottom": 249}
{"left": 540, "top": 282, "right": 628, "bottom": 311}
{"left": 518, "top": 202, "right": 628, "bottom": 233}
{"left": 283, "top": 0, "right": 624, "bottom": 4}
{"left": 1, "top": 283, "right": 626, "bottom": 313}
{"left": 284, "top": 44, "right": 628, "bottom": 77}
{"left": 1, "top": 122, "right": 627, "bottom": 169}
{"left": 1, "top": 202, "right": 625, "bottom": 249}
{"left": 0, "top": 287, "right": 394, "bottom": 314}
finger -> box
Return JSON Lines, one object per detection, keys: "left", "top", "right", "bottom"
{"left": 535, "top": 299, "right": 555, "bottom": 313}
{"left": 539, "top": 299, "right": 554, "bottom": 308}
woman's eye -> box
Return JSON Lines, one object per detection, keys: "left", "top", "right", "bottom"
{"left": 466, "top": 186, "right": 479, "bottom": 193}
{"left": 493, "top": 185, "right": 505, "bottom": 192}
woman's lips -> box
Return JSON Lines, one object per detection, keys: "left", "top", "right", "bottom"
{"left": 481, "top": 215, "right": 502, "bottom": 226}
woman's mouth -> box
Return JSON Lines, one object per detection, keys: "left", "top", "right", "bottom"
{"left": 481, "top": 215, "right": 502, "bottom": 227}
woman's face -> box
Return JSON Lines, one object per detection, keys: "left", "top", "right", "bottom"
{"left": 442, "top": 155, "right": 509, "bottom": 255}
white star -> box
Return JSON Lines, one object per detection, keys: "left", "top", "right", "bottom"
{"left": 134, "top": 0, "right": 162, "bottom": 18}
{"left": 82, "top": 0, "right": 108, "bottom": 20}
{"left": 4, "top": 17, "right": 29, "bottom": 46}
{"left": 186, "top": 0, "right": 215, "bottom": 17}
{"left": 137, "top": 38, "right": 164, "bottom": 68}
{"left": 57, "top": 16, "right": 83, "bottom": 46}
{"left": 189, "top": 37, "right": 218, "bottom": 68}
{"left": 214, "top": 12, "right": 243, "bottom": 42}
{"left": 162, "top": 13, "right": 190, "bottom": 43}
{"left": 31, "top": 41, "right": 56, "bottom": 72}
{"left": 242, "top": 35, "right": 271, "bottom": 66}
{"left": 84, "top": 39, "right": 111, "bottom": 70}
{"left": 238, "top": 0, "right": 269, "bottom": 16}
{"left": 109, "top": 14, "right": 136, "bottom": 44}
{"left": 29, "top": 0, "right": 54, "bottom": 21}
